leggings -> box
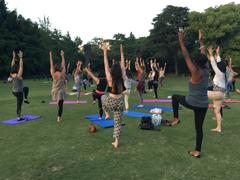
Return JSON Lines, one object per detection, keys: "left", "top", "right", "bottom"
{"left": 172, "top": 95, "right": 208, "bottom": 152}
{"left": 92, "top": 91, "right": 104, "bottom": 118}
{"left": 12, "top": 87, "right": 29, "bottom": 117}
{"left": 148, "top": 80, "right": 153, "bottom": 90}
{"left": 23, "top": 87, "right": 29, "bottom": 99}
{"left": 153, "top": 82, "right": 158, "bottom": 99}
{"left": 12, "top": 92, "right": 23, "bottom": 117}
{"left": 102, "top": 95, "right": 124, "bottom": 140}
{"left": 58, "top": 100, "right": 64, "bottom": 117}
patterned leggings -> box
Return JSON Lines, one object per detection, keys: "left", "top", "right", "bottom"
{"left": 102, "top": 95, "right": 124, "bottom": 140}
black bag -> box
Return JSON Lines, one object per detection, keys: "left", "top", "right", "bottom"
{"left": 139, "top": 116, "right": 154, "bottom": 130}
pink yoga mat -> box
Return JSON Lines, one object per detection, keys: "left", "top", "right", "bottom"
{"left": 224, "top": 99, "right": 240, "bottom": 103}
{"left": 49, "top": 100, "right": 87, "bottom": 105}
{"left": 143, "top": 99, "right": 172, "bottom": 103}
{"left": 208, "top": 104, "right": 225, "bottom": 108}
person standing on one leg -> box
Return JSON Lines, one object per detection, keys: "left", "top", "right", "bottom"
{"left": 10, "top": 50, "right": 29, "bottom": 121}
{"left": 101, "top": 44, "right": 126, "bottom": 149}
{"left": 159, "top": 63, "right": 167, "bottom": 87}
{"left": 50, "top": 50, "right": 66, "bottom": 123}
{"left": 83, "top": 67, "right": 110, "bottom": 119}
{"left": 150, "top": 59, "right": 159, "bottom": 99}
{"left": 207, "top": 46, "right": 226, "bottom": 133}
{"left": 135, "top": 58, "right": 145, "bottom": 106}
{"left": 170, "top": 30, "right": 209, "bottom": 158}
{"left": 73, "top": 61, "right": 82, "bottom": 102}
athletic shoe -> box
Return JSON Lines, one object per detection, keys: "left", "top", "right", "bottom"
{"left": 137, "top": 104, "right": 144, "bottom": 108}
{"left": 17, "top": 117, "right": 25, "bottom": 121}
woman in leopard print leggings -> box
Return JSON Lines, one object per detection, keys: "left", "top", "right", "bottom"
{"left": 101, "top": 43, "right": 126, "bottom": 148}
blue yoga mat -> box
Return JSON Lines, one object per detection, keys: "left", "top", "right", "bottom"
{"left": 133, "top": 105, "right": 173, "bottom": 111}
{"left": 0, "top": 115, "right": 41, "bottom": 125}
{"left": 123, "top": 110, "right": 151, "bottom": 118}
{"left": 85, "top": 114, "right": 125, "bottom": 128}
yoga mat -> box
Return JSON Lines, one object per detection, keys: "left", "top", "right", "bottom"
{"left": 224, "top": 99, "right": 240, "bottom": 103}
{"left": 123, "top": 110, "right": 151, "bottom": 118}
{"left": 133, "top": 105, "right": 173, "bottom": 112}
{"left": 85, "top": 114, "right": 125, "bottom": 128}
{"left": 0, "top": 115, "right": 41, "bottom": 125}
{"left": 208, "top": 104, "right": 225, "bottom": 108}
{"left": 143, "top": 99, "right": 172, "bottom": 103}
{"left": 49, "top": 100, "right": 87, "bottom": 105}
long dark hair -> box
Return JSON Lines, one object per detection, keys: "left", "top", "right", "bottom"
{"left": 54, "top": 64, "right": 62, "bottom": 72}
{"left": 111, "top": 62, "right": 125, "bottom": 94}
{"left": 193, "top": 54, "right": 208, "bottom": 69}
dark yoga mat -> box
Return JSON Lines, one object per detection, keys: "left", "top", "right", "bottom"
{"left": 0, "top": 115, "right": 41, "bottom": 125}
{"left": 133, "top": 105, "right": 173, "bottom": 112}
{"left": 85, "top": 114, "right": 125, "bottom": 128}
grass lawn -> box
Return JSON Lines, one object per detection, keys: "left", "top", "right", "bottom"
{"left": 0, "top": 76, "right": 240, "bottom": 180}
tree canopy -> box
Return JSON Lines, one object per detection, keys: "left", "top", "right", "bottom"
{"left": 0, "top": 0, "right": 240, "bottom": 79}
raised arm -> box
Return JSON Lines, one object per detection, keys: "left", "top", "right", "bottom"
{"left": 103, "top": 47, "right": 112, "bottom": 86}
{"left": 49, "top": 51, "right": 55, "bottom": 77}
{"left": 11, "top": 51, "right": 16, "bottom": 67}
{"left": 199, "top": 30, "right": 206, "bottom": 55}
{"left": 163, "top": 62, "right": 167, "bottom": 71}
{"left": 207, "top": 46, "right": 222, "bottom": 75}
{"left": 17, "top": 51, "right": 23, "bottom": 78}
{"left": 120, "top": 44, "right": 127, "bottom": 80}
{"left": 60, "top": 50, "right": 66, "bottom": 75}
{"left": 178, "top": 32, "right": 200, "bottom": 81}
{"left": 83, "top": 67, "right": 99, "bottom": 84}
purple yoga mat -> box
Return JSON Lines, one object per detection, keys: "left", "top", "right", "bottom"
{"left": 49, "top": 100, "right": 87, "bottom": 105}
{"left": 143, "top": 99, "right": 172, "bottom": 103}
{"left": 0, "top": 115, "right": 41, "bottom": 125}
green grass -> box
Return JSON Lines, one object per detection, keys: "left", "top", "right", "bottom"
{"left": 0, "top": 76, "right": 240, "bottom": 180}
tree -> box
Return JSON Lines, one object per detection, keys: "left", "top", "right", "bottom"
{"left": 149, "top": 5, "right": 189, "bottom": 75}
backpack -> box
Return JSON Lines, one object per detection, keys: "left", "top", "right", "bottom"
{"left": 139, "top": 116, "right": 154, "bottom": 130}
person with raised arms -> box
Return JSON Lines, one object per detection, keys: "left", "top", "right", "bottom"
{"left": 10, "top": 50, "right": 30, "bottom": 121}
{"left": 159, "top": 62, "right": 167, "bottom": 87}
{"left": 83, "top": 66, "right": 110, "bottom": 120}
{"left": 101, "top": 44, "right": 126, "bottom": 149}
{"left": 151, "top": 59, "right": 160, "bottom": 99}
{"left": 135, "top": 57, "right": 145, "bottom": 107}
{"left": 207, "top": 46, "right": 226, "bottom": 133}
{"left": 50, "top": 50, "right": 66, "bottom": 123}
{"left": 170, "top": 30, "right": 209, "bottom": 158}
{"left": 73, "top": 60, "right": 82, "bottom": 102}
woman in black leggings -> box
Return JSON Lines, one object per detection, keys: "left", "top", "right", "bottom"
{"left": 150, "top": 59, "right": 159, "bottom": 99}
{"left": 50, "top": 50, "right": 66, "bottom": 123}
{"left": 10, "top": 50, "right": 30, "bottom": 121}
{"left": 83, "top": 68, "right": 110, "bottom": 119}
{"left": 170, "top": 30, "right": 209, "bottom": 158}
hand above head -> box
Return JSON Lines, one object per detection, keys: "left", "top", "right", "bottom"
{"left": 60, "top": 50, "right": 64, "bottom": 57}
{"left": 207, "top": 46, "right": 213, "bottom": 56}
{"left": 49, "top": 51, "right": 52, "bottom": 57}
{"left": 18, "top": 50, "right": 23, "bottom": 58}
{"left": 83, "top": 67, "right": 88, "bottom": 72}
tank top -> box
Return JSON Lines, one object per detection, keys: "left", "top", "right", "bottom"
{"left": 52, "top": 76, "right": 65, "bottom": 93}
{"left": 12, "top": 76, "right": 23, "bottom": 92}
{"left": 185, "top": 69, "right": 209, "bottom": 108}
{"left": 97, "top": 78, "right": 108, "bottom": 92}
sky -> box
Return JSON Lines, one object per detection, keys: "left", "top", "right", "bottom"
{"left": 5, "top": 0, "right": 240, "bottom": 43}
